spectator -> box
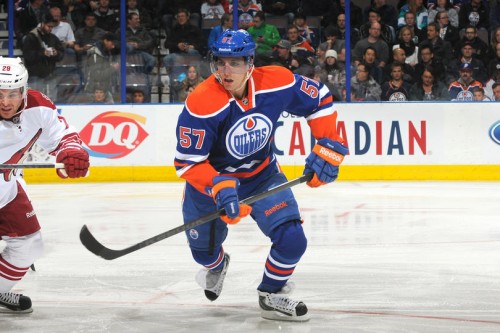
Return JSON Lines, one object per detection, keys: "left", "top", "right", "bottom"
{"left": 359, "top": 8, "right": 396, "bottom": 46}
{"left": 229, "top": 0, "right": 260, "bottom": 30}
{"left": 208, "top": 13, "right": 233, "bottom": 49}
{"left": 90, "top": 84, "right": 114, "bottom": 103}
{"left": 351, "top": 63, "right": 382, "bottom": 101}
{"left": 163, "top": 8, "right": 204, "bottom": 73}
{"left": 428, "top": 0, "right": 459, "bottom": 28}
{"left": 472, "top": 87, "right": 490, "bottom": 101}
{"left": 22, "top": 12, "right": 64, "bottom": 100}
{"left": 361, "top": 46, "right": 385, "bottom": 84}
{"left": 414, "top": 44, "right": 446, "bottom": 83}
{"left": 337, "top": 0, "right": 364, "bottom": 29}
{"left": 65, "top": 0, "right": 94, "bottom": 31}
{"left": 352, "top": 21, "right": 390, "bottom": 68}
{"left": 126, "top": 0, "right": 154, "bottom": 31}
{"left": 448, "top": 63, "right": 484, "bottom": 101}
{"left": 381, "top": 62, "right": 412, "bottom": 101}
{"left": 292, "top": 13, "right": 317, "bottom": 47}
{"left": 409, "top": 65, "right": 450, "bottom": 100}
{"left": 94, "top": 0, "right": 119, "bottom": 33}
{"left": 393, "top": 26, "right": 419, "bottom": 66}
{"left": 14, "top": 0, "right": 50, "bottom": 47}
{"left": 74, "top": 12, "right": 106, "bottom": 59}
{"left": 398, "top": 11, "right": 426, "bottom": 45}
{"left": 455, "top": 25, "right": 490, "bottom": 66}
{"left": 285, "top": 25, "right": 315, "bottom": 59}
{"left": 397, "top": 0, "right": 428, "bottom": 30}
{"left": 319, "top": 49, "right": 345, "bottom": 100}
{"left": 490, "top": 0, "right": 500, "bottom": 32}
{"left": 49, "top": 6, "right": 75, "bottom": 53}
{"left": 488, "top": 43, "right": 500, "bottom": 78}
{"left": 201, "top": 0, "right": 226, "bottom": 19}
{"left": 261, "top": 0, "right": 298, "bottom": 24}
{"left": 492, "top": 82, "right": 500, "bottom": 101}
{"left": 131, "top": 89, "right": 146, "bottom": 103}
{"left": 247, "top": 11, "right": 280, "bottom": 55}
{"left": 261, "top": 39, "right": 305, "bottom": 73}
{"left": 314, "top": 43, "right": 328, "bottom": 66}
{"left": 334, "top": 13, "right": 360, "bottom": 46}
{"left": 458, "top": 0, "right": 489, "bottom": 31}
{"left": 483, "top": 68, "right": 500, "bottom": 99}
{"left": 491, "top": 28, "right": 500, "bottom": 61}
{"left": 84, "top": 32, "right": 120, "bottom": 93}
{"left": 117, "top": 12, "right": 157, "bottom": 74}
{"left": 419, "top": 22, "right": 454, "bottom": 64}
{"left": 318, "top": 26, "right": 344, "bottom": 55}
{"left": 363, "top": 0, "right": 399, "bottom": 29}
{"left": 387, "top": 47, "right": 416, "bottom": 84}
{"left": 435, "top": 11, "right": 460, "bottom": 46}
{"left": 173, "top": 65, "right": 205, "bottom": 102}
{"left": 446, "top": 42, "right": 487, "bottom": 85}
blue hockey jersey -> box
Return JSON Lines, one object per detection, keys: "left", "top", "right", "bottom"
{"left": 174, "top": 65, "right": 344, "bottom": 194}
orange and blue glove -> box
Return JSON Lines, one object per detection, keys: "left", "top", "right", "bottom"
{"left": 304, "top": 138, "right": 348, "bottom": 188}
{"left": 212, "top": 176, "right": 252, "bottom": 224}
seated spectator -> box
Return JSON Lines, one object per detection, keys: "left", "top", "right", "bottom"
{"left": 74, "top": 12, "right": 106, "bottom": 59}
{"left": 393, "top": 26, "right": 418, "bottom": 67}
{"left": 490, "top": 0, "right": 500, "bottom": 33}
{"left": 409, "top": 65, "right": 450, "bottom": 100}
{"left": 397, "top": 11, "right": 426, "bottom": 45}
{"left": 381, "top": 62, "right": 412, "bottom": 101}
{"left": 363, "top": 0, "right": 398, "bottom": 30}
{"left": 261, "top": 0, "right": 297, "bottom": 24}
{"left": 414, "top": 44, "right": 446, "bottom": 83}
{"left": 257, "top": 39, "right": 311, "bottom": 74}
{"left": 492, "top": 82, "right": 500, "bottom": 101}
{"left": 49, "top": 6, "right": 75, "bottom": 53}
{"left": 247, "top": 11, "right": 280, "bottom": 55}
{"left": 319, "top": 26, "right": 345, "bottom": 55}
{"left": 397, "top": 0, "right": 429, "bottom": 30}
{"left": 127, "top": 0, "right": 154, "bottom": 31}
{"left": 428, "top": 0, "right": 459, "bottom": 28}
{"left": 352, "top": 21, "right": 390, "bottom": 68}
{"left": 201, "top": 0, "right": 226, "bottom": 19}
{"left": 163, "top": 8, "right": 205, "bottom": 73}
{"left": 208, "top": 13, "right": 233, "bottom": 49}
{"left": 22, "top": 12, "right": 64, "bottom": 100}
{"left": 448, "top": 63, "right": 484, "bottom": 101}
{"left": 321, "top": 49, "right": 346, "bottom": 101}
{"left": 419, "top": 22, "right": 454, "bottom": 64}
{"left": 351, "top": 63, "right": 382, "bottom": 101}
{"left": 117, "top": 12, "right": 157, "bottom": 74}
{"left": 483, "top": 68, "right": 500, "bottom": 99}
{"left": 14, "top": 0, "right": 50, "bottom": 47}
{"left": 435, "top": 11, "right": 460, "bottom": 46}
{"left": 285, "top": 25, "right": 315, "bottom": 59}
{"left": 359, "top": 8, "right": 396, "bottom": 47}
{"left": 386, "top": 48, "right": 416, "bottom": 84}
{"left": 84, "top": 32, "right": 120, "bottom": 93}
{"left": 131, "top": 89, "right": 146, "bottom": 103}
{"left": 459, "top": 0, "right": 489, "bottom": 31}
{"left": 172, "top": 65, "right": 205, "bottom": 102}
{"left": 361, "top": 46, "right": 385, "bottom": 84}
{"left": 292, "top": 13, "right": 317, "bottom": 47}
{"left": 91, "top": 84, "right": 114, "bottom": 104}
{"left": 334, "top": 13, "right": 360, "bottom": 46}
{"left": 94, "top": 0, "right": 119, "bottom": 32}
{"left": 472, "top": 87, "right": 491, "bottom": 101}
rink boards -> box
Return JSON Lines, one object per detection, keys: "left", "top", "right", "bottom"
{"left": 24, "top": 102, "right": 500, "bottom": 182}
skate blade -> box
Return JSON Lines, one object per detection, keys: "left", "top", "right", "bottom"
{"left": 0, "top": 306, "right": 33, "bottom": 314}
{"left": 260, "top": 309, "right": 310, "bottom": 322}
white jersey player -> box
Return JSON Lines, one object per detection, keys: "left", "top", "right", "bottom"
{"left": 0, "top": 57, "right": 89, "bottom": 313}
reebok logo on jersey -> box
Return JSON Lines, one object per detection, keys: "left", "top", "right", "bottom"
{"left": 226, "top": 114, "right": 272, "bottom": 159}
{"left": 265, "top": 201, "right": 288, "bottom": 216}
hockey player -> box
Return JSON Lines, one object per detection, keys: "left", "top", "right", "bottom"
{"left": 174, "top": 30, "right": 347, "bottom": 321}
{"left": 0, "top": 57, "right": 89, "bottom": 313}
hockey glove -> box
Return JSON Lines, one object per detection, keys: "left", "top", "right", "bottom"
{"left": 304, "top": 138, "right": 348, "bottom": 188}
{"left": 56, "top": 147, "right": 90, "bottom": 178}
{"left": 212, "top": 176, "right": 252, "bottom": 224}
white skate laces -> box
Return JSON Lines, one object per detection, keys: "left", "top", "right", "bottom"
{"left": 0, "top": 292, "right": 33, "bottom": 313}
{"left": 258, "top": 284, "right": 310, "bottom": 322}
{"left": 195, "top": 253, "right": 230, "bottom": 301}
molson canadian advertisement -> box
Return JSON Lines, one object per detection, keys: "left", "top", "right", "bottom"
{"left": 36, "top": 103, "right": 499, "bottom": 181}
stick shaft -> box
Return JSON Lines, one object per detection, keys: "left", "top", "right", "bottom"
{"left": 80, "top": 173, "right": 313, "bottom": 260}
{"left": 0, "top": 163, "right": 65, "bottom": 169}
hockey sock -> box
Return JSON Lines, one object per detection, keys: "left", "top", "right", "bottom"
{"left": 258, "top": 221, "right": 307, "bottom": 293}
{"left": 0, "top": 255, "right": 29, "bottom": 293}
{"left": 192, "top": 247, "right": 225, "bottom": 271}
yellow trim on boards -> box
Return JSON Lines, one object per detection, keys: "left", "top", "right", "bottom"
{"left": 23, "top": 165, "right": 500, "bottom": 183}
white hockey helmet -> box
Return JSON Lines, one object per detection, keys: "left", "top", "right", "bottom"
{"left": 0, "top": 56, "right": 29, "bottom": 98}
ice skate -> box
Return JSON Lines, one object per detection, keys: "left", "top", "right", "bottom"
{"left": 258, "top": 285, "right": 309, "bottom": 322}
{"left": 0, "top": 292, "right": 33, "bottom": 314}
{"left": 195, "top": 253, "right": 230, "bottom": 301}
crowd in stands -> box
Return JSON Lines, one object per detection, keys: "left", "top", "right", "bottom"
{"left": 5, "top": 0, "right": 500, "bottom": 102}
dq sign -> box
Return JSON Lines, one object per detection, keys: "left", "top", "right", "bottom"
{"left": 80, "top": 111, "right": 149, "bottom": 159}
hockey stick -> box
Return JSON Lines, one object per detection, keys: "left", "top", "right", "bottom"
{"left": 80, "top": 173, "right": 313, "bottom": 260}
{"left": 0, "top": 163, "right": 65, "bottom": 169}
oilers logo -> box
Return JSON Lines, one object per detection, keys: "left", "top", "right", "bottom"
{"left": 389, "top": 92, "right": 407, "bottom": 101}
{"left": 456, "top": 90, "right": 473, "bottom": 101}
{"left": 489, "top": 121, "right": 500, "bottom": 146}
{"left": 226, "top": 114, "right": 272, "bottom": 159}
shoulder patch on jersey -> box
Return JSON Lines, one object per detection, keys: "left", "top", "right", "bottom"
{"left": 186, "top": 76, "right": 230, "bottom": 117}
{"left": 25, "top": 89, "right": 56, "bottom": 109}
{"left": 252, "top": 66, "right": 295, "bottom": 93}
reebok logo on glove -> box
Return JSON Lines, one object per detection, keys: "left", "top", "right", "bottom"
{"left": 314, "top": 145, "right": 344, "bottom": 166}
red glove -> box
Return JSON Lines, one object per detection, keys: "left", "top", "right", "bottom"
{"left": 56, "top": 148, "right": 90, "bottom": 178}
